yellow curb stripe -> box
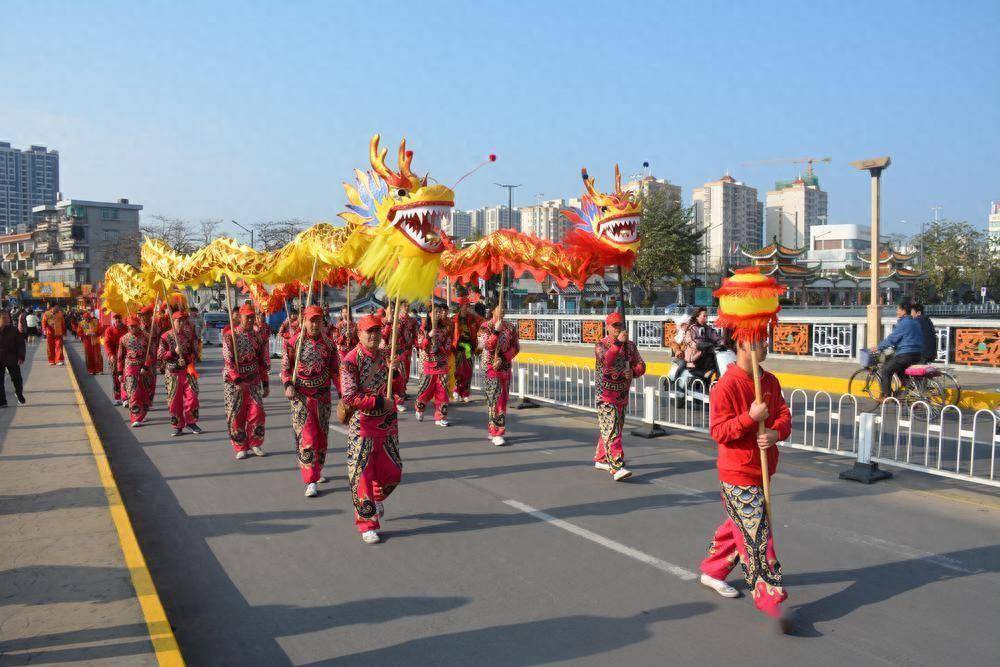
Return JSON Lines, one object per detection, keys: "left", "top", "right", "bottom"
{"left": 516, "top": 351, "right": 999, "bottom": 411}
{"left": 65, "top": 355, "right": 185, "bottom": 666}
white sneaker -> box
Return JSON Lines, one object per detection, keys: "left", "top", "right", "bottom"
{"left": 612, "top": 468, "right": 633, "bottom": 482}
{"left": 414, "top": 411, "right": 424, "bottom": 422}
{"left": 57, "top": 361, "right": 64, "bottom": 366}
{"left": 452, "top": 392, "right": 460, "bottom": 401}
{"left": 491, "top": 436, "right": 506, "bottom": 446}
{"left": 435, "top": 419, "right": 450, "bottom": 427}
{"left": 361, "top": 530, "right": 380, "bottom": 544}
{"left": 113, "top": 400, "right": 122, "bottom": 406}
{"left": 251, "top": 446, "right": 265, "bottom": 457}
{"left": 700, "top": 573, "right": 739, "bottom": 598}
{"left": 594, "top": 461, "right": 611, "bottom": 471}
{"left": 396, "top": 403, "right": 406, "bottom": 413}
{"left": 304, "top": 483, "right": 318, "bottom": 498}
{"left": 235, "top": 450, "right": 247, "bottom": 460}
{"left": 130, "top": 421, "right": 141, "bottom": 428}
{"left": 376, "top": 501, "right": 385, "bottom": 518}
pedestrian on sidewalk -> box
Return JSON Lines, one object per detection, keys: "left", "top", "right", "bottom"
{"left": 593, "top": 312, "right": 645, "bottom": 481}
{"left": 117, "top": 316, "right": 153, "bottom": 427}
{"left": 158, "top": 311, "right": 202, "bottom": 436}
{"left": 341, "top": 313, "right": 402, "bottom": 544}
{"left": 222, "top": 303, "right": 269, "bottom": 460}
{"left": 698, "top": 334, "right": 793, "bottom": 632}
{"left": 25, "top": 309, "right": 40, "bottom": 344}
{"left": 41, "top": 303, "right": 67, "bottom": 365}
{"left": 103, "top": 313, "right": 128, "bottom": 405}
{"left": 76, "top": 310, "right": 104, "bottom": 375}
{"left": 0, "top": 311, "right": 26, "bottom": 407}
{"left": 477, "top": 302, "right": 519, "bottom": 446}
{"left": 281, "top": 305, "right": 338, "bottom": 498}
{"left": 415, "top": 306, "right": 452, "bottom": 426}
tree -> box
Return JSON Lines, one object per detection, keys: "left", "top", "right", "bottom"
{"left": 912, "top": 220, "right": 991, "bottom": 302}
{"left": 142, "top": 214, "right": 197, "bottom": 253}
{"left": 626, "top": 191, "right": 702, "bottom": 306}
{"left": 99, "top": 230, "right": 142, "bottom": 268}
{"left": 198, "top": 218, "right": 223, "bottom": 246}
{"left": 255, "top": 218, "right": 309, "bottom": 251}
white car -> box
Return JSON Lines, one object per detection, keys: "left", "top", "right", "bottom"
{"left": 202, "top": 311, "right": 230, "bottom": 346}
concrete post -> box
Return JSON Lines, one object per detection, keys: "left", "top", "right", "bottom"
{"left": 515, "top": 366, "right": 538, "bottom": 410}
{"left": 839, "top": 412, "right": 892, "bottom": 483}
{"left": 851, "top": 157, "right": 891, "bottom": 349}
{"left": 630, "top": 385, "right": 665, "bottom": 439}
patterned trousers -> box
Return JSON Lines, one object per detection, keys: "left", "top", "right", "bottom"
{"left": 123, "top": 373, "right": 151, "bottom": 423}
{"left": 700, "top": 482, "right": 787, "bottom": 618}
{"left": 347, "top": 412, "right": 402, "bottom": 533}
{"left": 415, "top": 374, "right": 448, "bottom": 420}
{"left": 224, "top": 381, "right": 266, "bottom": 452}
{"left": 453, "top": 349, "right": 473, "bottom": 398}
{"left": 594, "top": 401, "right": 626, "bottom": 473}
{"left": 483, "top": 373, "right": 510, "bottom": 436}
{"left": 164, "top": 372, "right": 199, "bottom": 429}
{"left": 110, "top": 365, "right": 122, "bottom": 402}
{"left": 290, "top": 391, "right": 331, "bottom": 484}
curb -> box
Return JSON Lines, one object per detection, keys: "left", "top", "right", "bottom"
{"left": 65, "top": 349, "right": 185, "bottom": 666}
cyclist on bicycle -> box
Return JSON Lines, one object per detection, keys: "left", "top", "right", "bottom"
{"left": 683, "top": 307, "right": 721, "bottom": 380}
{"left": 875, "top": 300, "right": 924, "bottom": 399}
{"left": 910, "top": 302, "right": 937, "bottom": 362}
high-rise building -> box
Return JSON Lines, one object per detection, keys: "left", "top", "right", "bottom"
{"left": 764, "top": 175, "right": 828, "bottom": 249}
{"left": 624, "top": 175, "right": 682, "bottom": 210}
{"left": 0, "top": 231, "right": 34, "bottom": 293}
{"left": 483, "top": 205, "right": 521, "bottom": 235}
{"left": 989, "top": 201, "right": 1000, "bottom": 255}
{"left": 31, "top": 196, "right": 142, "bottom": 290}
{"left": 444, "top": 209, "right": 472, "bottom": 241}
{"left": 519, "top": 198, "right": 580, "bottom": 242}
{"left": 691, "top": 175, "right": 764, "bottom": 275}
{"left": 467, "top": 207, "right": 487, "bottom": 238}
{"left": 0, "top": 142, "right": 60, "bottom": 232}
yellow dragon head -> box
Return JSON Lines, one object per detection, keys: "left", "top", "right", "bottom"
{"left": 561, "top": 165, "right": 642, "bottom": 254}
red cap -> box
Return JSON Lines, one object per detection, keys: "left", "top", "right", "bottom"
{"left": 605, "top": 312, "right": 624, "bottom": 327}
{"left": 238, "top": 303, "right": 256, "bottom": 316}
{"left": 303, "top": 305, "right": 324, "bottom": 320}
{"left": 171, "top": 311, "right": 188, "bottom": 320}
{"left": 126, "top": 315, "right": 141, "bottom": 326}
{"left": 358, "top": 314, "right": 383, "bottom": 331}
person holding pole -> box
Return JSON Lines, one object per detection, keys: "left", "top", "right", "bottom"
{"left": 157, "top": 310, "right": 202, "bottom": 436}
{"left": 117, "top": 316, "right": 153, "bottom": 427}
{"left": 477, "top": 301, "right": 519, "bottom": 446}
{"left": 593, "top": 312, "right": 645, "bottom": 481}
{"left": 103, "top": 313, "right": 127, "bottom": 405}
{"left": 222, "top": 303, "right": 270, "bottom": 459}
{"left": 340, "top": 313, "right": 402, "bottom": 544}
{"left": 449, "top": 296, "right": 482, "bottom": 402}
{"left": 415, "top": 304, "right": 452, "bottom": 426}
{"left": 282, "top": 305, "right": 338, "bottom": 498}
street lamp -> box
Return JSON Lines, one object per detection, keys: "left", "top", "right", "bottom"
{"left": 231, "top": 219, "right": 254, "bottom": 249}
{"left": 850, "top": 156, "right": 891, "bottom": 348}
{"left": 495, "top": 183, "right": 522, "bottom": 308}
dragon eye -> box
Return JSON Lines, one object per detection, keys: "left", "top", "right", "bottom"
{"left": 600, "top": 206, "right": 608, "bottom": 212}
{"left": 396, "top": 188, "right": 407, "bottom": 198}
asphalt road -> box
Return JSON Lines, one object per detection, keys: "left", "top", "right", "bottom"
{"left": 71, "top": 343, "right": 1000, "bottom": 666}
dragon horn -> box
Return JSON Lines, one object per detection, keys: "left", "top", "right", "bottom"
{"left": 581, "top": 167, "right": 598, "bottom": 197}
{"left": 398, "top": 137, "right": 416, "bottom": 183}
{"left": 614, "top": 164, "right": 622, "bottom": 193}
{"left": 369, "top": 134, "right": 395, "bottom": 183}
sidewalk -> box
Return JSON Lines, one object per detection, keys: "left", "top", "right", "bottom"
{"left": 518, "top": 342, "right": 1000, "bottom": 409}
{"left": 0, "top": 340, "right": 164, "bottom": 665}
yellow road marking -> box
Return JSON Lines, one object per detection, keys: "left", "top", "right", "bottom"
{"left": 65, "top": 355, "right": 185, "bottom": 666}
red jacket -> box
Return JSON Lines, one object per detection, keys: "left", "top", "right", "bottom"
{"left": 708, "top": 363, "right": 791, "bottom": 486}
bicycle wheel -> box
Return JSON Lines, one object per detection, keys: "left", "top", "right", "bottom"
{"left": 936, "top": 370, "right": 962, "bottom": 407}
{"left": 848, "top": 368, "right": 882, "bottom": 401}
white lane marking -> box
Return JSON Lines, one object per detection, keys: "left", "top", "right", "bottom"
{"left": 815, "top": 524, "right": 977, "bottom": 575}
{"left": 503, "top": 499, "right": 698, "bottom": 581}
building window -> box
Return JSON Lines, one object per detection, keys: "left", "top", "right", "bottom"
{"left": 104, "top": 229, "right": 119, "bottom": 242}
{"left": 101, "top": 208, "right": 119, "bottom": 220}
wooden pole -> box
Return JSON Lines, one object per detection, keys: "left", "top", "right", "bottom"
{"left": 385, "top": 295, "right": 401, "bottom": 399}
{"left": 749, "top": 346, "right": 773, "bottom": 526}
{"left": 223, "top": 275, "right": 240, "bottom": 367}
{"left": 291, "top": 257, "right": 319, "bottom": 385}
{"left": 617, "top": 264, "right": 627, "bottom": 324}
{"left": 346, "top": 278, "right": 352, "bottom": 321}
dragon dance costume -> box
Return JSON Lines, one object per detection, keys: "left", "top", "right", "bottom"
{"left": 415, "top": 322, "right": 452, "bottom": 421}
{"left": 477, "top": 319, "right": 519, "bottom": 440}
{"left": 450, "top": 307, "right": 482, "bottom": 401}
{"left": 593, "top": 318, "right": 646, "bottom": 476}
{"left": 333, "top": 317, "right": 358, "bottom": 395}
{"left": 103, "top": 318, "right": 127, "bottom": 402}
{"left": 381, "top": 312, "right": 416, "bottom": 405}
{"left": 222, "top": 320, "right": 269, "bottom": 454}
{"left": 116, "top": 324, "right": 153, "bottom": 424}
{"left": 700, "top": 363, "right": 791, "bottom": 619}
{"left": 76, "top": 314, "right": 104, "bottom": 374}
{"left": 341, "top": 332, "right": 402, "bottom": 534}
{"left": 157, "top": 319, "right": 200, "bottom": 431}
{"left": 282, "top": 325, "right": 339, "bottom": 486}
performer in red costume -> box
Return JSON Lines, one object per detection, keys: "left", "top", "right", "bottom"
{"left": 278, "top": 307, "right": 300, "bottom": 340}
{"left": 698, "top": 336, "right": 793, "bottom": 630}
{"left": 449, "top": 297, "right": 482, "bottom": 402}
{"left": 76, "top": 310, "right": 104, "bottom": 374}
{"left": 103, "top": 313, "right": 128, "bottom": 405}
{"left": 222, "top": 303, "right": 270, "bottom": 460}
{"left": 139, "top": 305, "right": 164, "bottom": 405}
{"left": 477, "top": 303, "right": 519, "bottom": 446}
{"left": 380, "top": 301, "right": 414, "bottom": 412}
{"left": 593, "top": 312, "right": 645, "bottom": 481}
{"left": 157, "top": 311, "right": 202, "bottom": 436}
{"left": 333, "top": 306, "right": 358, "bottom": 356}
{"left": 41, "top": 303, "right": 67, "bottom": 366}
{"left": 282, "top": 305, "right": 339, "bottom": 498}
{"left": 415, "top": 307, "right": 452, "bottom": 426}
{"left": 340, "top": 314, "right": 402, "bottom": 544}
{"left": 117, "top": 316, "right": 152, "bottom": 427}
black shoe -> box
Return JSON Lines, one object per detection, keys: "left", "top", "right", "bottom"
{"left": 188, "top": 424, "right": 203, "bottom": 435}
{"left": 172, "top": 428, "right": 184, "bottom": 437}
{"left": 16, "top": 394, "right": 25, "bottom": 405}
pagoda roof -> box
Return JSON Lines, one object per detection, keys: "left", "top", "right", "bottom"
{"left": 742, "top": 241, "right": 808, "bottom": 259}
{"left": 754, "top": 260, "right": 819, "bottom": 279}
{"left": 843, "top": 266, "right": 925, "bottom": 281}
{"left": 858, "top": 248, "right": 918, "bottom": 264}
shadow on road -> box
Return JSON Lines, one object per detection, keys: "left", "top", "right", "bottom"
{"left": 0, "top": 487, "right": 108, "bottom": 515}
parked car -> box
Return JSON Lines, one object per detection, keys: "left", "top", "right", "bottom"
{"left": 202, "top": 311, "right": 230, "bottom": 346}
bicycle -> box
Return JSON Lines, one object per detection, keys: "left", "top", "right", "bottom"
{"left": 848, "top": 349, "right": 962, "bottom": 415}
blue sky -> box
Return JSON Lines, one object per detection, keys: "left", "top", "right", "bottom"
{"left": 2, "top": 0, "right": 997, "bottom": 241}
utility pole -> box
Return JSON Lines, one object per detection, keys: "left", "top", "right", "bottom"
{"left": 231, "top": 219, "right": 254, "bottom": 249}
{"left": 850, "top": 157, "right": 892, "bottom": 349}
{"left": 495, "top": 183, "right": 522, "bottom": 309}
{"left": 926, "top": 205, "right": 942, "bottom": 272}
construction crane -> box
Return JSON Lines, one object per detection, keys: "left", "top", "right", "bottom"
{"left": 741, "top": 156, "right": 832, "bottom": 178}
